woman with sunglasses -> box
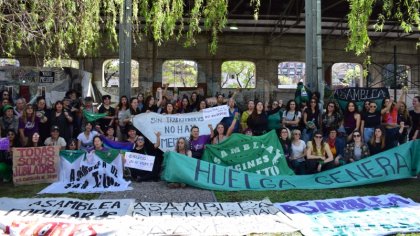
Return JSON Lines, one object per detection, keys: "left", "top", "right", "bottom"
{"left": 289, "top": 129, "right": 306, "bottom": 175}
{"left": 306, "top": 131, "right": 334, "bottom": 173}
{"left": 344, "top": 130, "right": 370, "bottom": 163}
{"left": 361, "top": 101, "right": 381, "bottom": 144}
{"left": 129, "top": 132, "right": 161, "bottom": 182}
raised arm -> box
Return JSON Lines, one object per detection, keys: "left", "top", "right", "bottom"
{"left": 226, "top": 112, "right": 239, "bottom": 137}
{"left": 208, "top": 124, "right": 214, "bottom": 138}
{"left": 154, "top": 132, "right": 161, "bottom": 149}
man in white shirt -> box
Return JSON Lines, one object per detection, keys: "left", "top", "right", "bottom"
{"left": 44, "top": 125, "right": 67, "bottom": 150}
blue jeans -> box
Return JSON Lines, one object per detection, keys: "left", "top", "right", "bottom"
{"left": 363, "top": 127, "right": 374, "bottom": 144}
{"left": 385, "top": 127, "right": 399, "bottom": 149}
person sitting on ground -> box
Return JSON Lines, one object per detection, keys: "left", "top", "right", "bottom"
{"left": 306, "top": 131, "right": 335, "bottom": 173}
{"left": 289, "top": 129, "right": 306, "bottom": 175}
{"left": 278, "top": 127, "right": 292, "bottom": 169}
{"left": 90, "top": 135, "right": 108, "bottom": 153}
{"left": 26, "top": 132, "right": 42, "bottom": 147}
{"left": 44, "top": 125, "right": 67, "bottom": 150}
{"left": 66, "top": 139, "right": 78, "bottom": 150}
{"left": 18, "top": 104, "right": 47, "bottom": 146}
{"left": 344, "top": 130, "right": 370, "bottom": 163}
{"left": 129, "top": 132, "right": 161, "bottom": 182}
{"left": 368, "top": 126, "right": 387, "bottom": 156}
{"left": 103, "top": 126, "right": 118, "bottom": 141}
{"left": 324, "top": 128, "right": 346, "bottom": 166}
{"left": 77, "top": 122, "right": 99, "bottom": 151}
{"left": 167, "top": 137, "right": 191, "bottom": 189}
{"left": 212, "top": 112, "right": 239, "bottom": 144}
{"left": 126, "top": 125, "right": 139, "bottom": 143}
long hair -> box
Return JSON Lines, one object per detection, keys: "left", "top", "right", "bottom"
{"left": 21, "top": 104, "right": 35, "bottom": 124}
{"left": 250, "top": 101, "right": 264, "bottom": 120}
{"left": 346, "top": 101, "right": 359, "bottom": 114}
{"left": 285, "top": 99, "right": 297, "bottom": 113}
{"left": 175, "top": 137, "right": 189, "bottom": 153}
{"left": 311, "top": 131, "right": 325, "bottom": 155}
{"left": 369, "top": 126, "right": 386, "bottom": 149}
{"left": 129, "top": 97, "right": 140, "bottom": 114}
{"left": 382, "top": 97, "right": 395, "bottom": 111}
{"left": 117, "top": 95, "right": 128, "bottom": 110}
{"left": 399, "top": 101, "right": 409, "bottom": 120}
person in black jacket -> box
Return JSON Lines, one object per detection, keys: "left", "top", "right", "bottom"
{"left": 247, "top": 101, "right": 268, "bottom": 136}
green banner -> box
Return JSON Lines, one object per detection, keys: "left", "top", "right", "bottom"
{"left": 162, "top": 140, "right": 420, "bottom": 191}
{"left": 83, "top": 109, "right": 107, "bottom": 122}
{"left": 60, "top": 150, "right": 86, "bottom": 164}
{"left": 202, "top": 130, "right": 294, "bottom": 176}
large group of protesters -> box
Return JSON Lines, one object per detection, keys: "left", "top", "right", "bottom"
{"left": 0, "top": 83, "right": 419, "bottom": 187}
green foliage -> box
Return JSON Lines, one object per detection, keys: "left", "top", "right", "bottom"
{"left": 221, "top": 61, "right": 256, "bottom": 88}
{"left": 162, "top": 60, "right": 198, "bottom": 87}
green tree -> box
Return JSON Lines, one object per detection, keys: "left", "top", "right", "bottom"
{"left": 221, "top": 61, "right": 255, "bottom": 88}
{"left": 162, "top": 60, "right": 198, "bottom": 87}
{"left": 103, "top": 59, "right": 139, "bottom": 87}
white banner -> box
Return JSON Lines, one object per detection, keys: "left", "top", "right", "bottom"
{"left": 202, "top": 105, "right": 229, "bottom": 121}
{"left": 124, "top": 152, "right": 155, "bottom": 172}
{"left": 133, "top": 111, "right": 224, "bottom": 152}
{"left": 274, "top": 194, "right": 420, "bottom": 236}
{"left": 39, "top": 151, "right": 131, "bottom": 194}
{"left": 0, "top": 198, "right": 134, "bottom": 235}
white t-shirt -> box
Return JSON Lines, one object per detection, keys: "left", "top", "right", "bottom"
{"left": 283, "top": 110, "right": 302, "bottom": 122}
{"left": 44, "top": 137, "right": 67, "bottom": 148}
{"left": 291, "top": 140, "right": 306, "bottom": 160}
{"left": 77, "top": 131, "right": 98, "bottom": 150}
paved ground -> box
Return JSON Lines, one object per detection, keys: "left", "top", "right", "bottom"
{"left": 99, "top": 181, "right": 216, "bottom": 202}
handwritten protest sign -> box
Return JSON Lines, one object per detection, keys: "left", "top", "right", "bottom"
{"left": 124, "top": 152, "right": 155, "bottom": 171}
{"left": 133, "top": 111, "right": 224, "bottom": 152}
{"left": 12, "top": 146, "right": 60, "bottom": 185}
{"left": 202, "top": 105, "right": 229, "bottom": 120}
{"left": 274, "top": 194, "right": 420, "bottom": 236}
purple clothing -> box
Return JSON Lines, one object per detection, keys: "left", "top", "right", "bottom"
{"left": 18, "top": 116, "right": 40, "bottom": 138}
{"left": 190, "top": 135, "right": 210, "bottom": 159}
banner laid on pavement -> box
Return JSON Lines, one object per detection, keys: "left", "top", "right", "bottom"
{"left": 202, "top": 130, "right": 294, "bottom": 176}
{"left": 132, "top": 111, "right": 224, "bottom": 152}
{"left": 274, "top": 194, "right": 420, "bottom": 236}
{"left": 39, "top": 149, "right": 131, "bottom": 194}
{"left": 12, "top": 146, "right": 60, "bottom": 186}
{"left": 162, "top": 140, "right": 420, "bottom": 191}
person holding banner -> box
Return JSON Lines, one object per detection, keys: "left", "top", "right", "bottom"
{"left": 343, "top": 101, "right": 361, "bottom": 142}
{"left": 306, "top": 131, "right": 334, "bottom": 173}
{"left": 212, "top": 112, "right": 239, "bottom": 144}
{"left": 381, "top": 92, "right": 404, "bottom": 149}
{"left": 129, "top": 132, "right": 161, "bottom": 182}
{"left": 344, "top": 130, "right": 370, "bottom": 163}
{"left": 368, "top": 126, "right": 387, "bottom": 155}
{"left": 77, "top": 122, "right": 99, "bottom": 151}
{"left": 190, "top": 125, "right": 213, "bottom": 159}
{"left": 90, "top": 135, "right": 108, "bottom": 153}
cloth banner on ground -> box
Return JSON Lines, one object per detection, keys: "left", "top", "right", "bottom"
{"left": 333, "top": 87, "right": 390, "bottom": 112}
{"left": 127, "top": 200, "right": 297, "bottom": 235}
{"left": 202, "top": 130, "right": 294, "bottom": 176}
{"left": 124, "top": 152, "right": 155, "bottom": 171}
{"left": 0, "top": 198, "right": 134, "bottom": 235}
{"left": 274, "top": 194, "right": 420, "bottom": 236}
{"left": 12, "top": 146, "right": 60, "bottom": 186}
{"left": 162, "top": 140, "right": 420, "bottom": 191}
{"left": 202, "top": 105, "right": 229, "bottom": 120}
{"left": 39, "top": 149, "right": 131, "bottom": 194}
{"left": 82, "top": 109, "right": 107, "bottom": 122}
{"left": 0, "top": 138, "right": 9, "bottom": 151}
{"left": 100, "top": 135, "right": 134, "bottom": 151}
{"left": 133, "top": 111, "right": 224, "bottom": 152}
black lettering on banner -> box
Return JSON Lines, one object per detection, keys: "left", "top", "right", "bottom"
{"left": 315, "top": 175, "right": 333, "bottom": 185}
{"left": 345, "top": 165, "right": 370, "bottom": 181}
{"left": 195, "top": 160, "right": 211, "bottom": 183}
{"left": 212, "top": 165, "right": 226, "bottom": 186}
{"left": 394, "top": 152, "right": 410, "bottom": 173}
{"left": 361, "top": 160, "right": 383, "bottom": 178}
{"left": 228, "top": 169, "right": 241, "bottom": 188}
{"left": 329, "top": 171, "right": 352, "bottom": 184}
{"left": 375, "top": 156, "right": 395, "bottom": 175}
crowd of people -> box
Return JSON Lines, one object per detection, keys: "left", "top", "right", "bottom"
{"left": 0, "top": 84, "right": 419, "bottom": 186}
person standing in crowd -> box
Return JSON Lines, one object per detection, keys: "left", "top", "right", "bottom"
{"left": 44, "top": 125, "right": 67, "bottom": 150}
{"left": 282, "top": 100, "right": 301, "bottom": 131}
{"left": 142, "top": 88, "right": 163, "bottom": 113}
{"left": 306, "top": 131, "right": 334, "bottom": 173}
{"left": 77, "top": 122, "right": 98, "bottom": 151}
{"left": 34, "top": 96, "right": 51, "bottom": 143}
{"left": 104, "top": 126, "right": 118, "bottom": 141}
{"left": 212, "top": 113, "right": 239, "bottom": 144}
{"left": 137, "top": 93, "right": 145, "bottom": 111}
{"left": 49, "top": 101, "right": 73, "bottom": 143}
{"left": 215, "top": 93, "right": 226, "bottom": 107}
{"left": 14, "top": 98, "right": 26, "bottom": 118}
{"left": 409, "top": 95, "right": 420, "bottom": 140}
{"left": 362, "top": 101, "right": 371, "bottom": 114}
{"left": 189, "top": 125, "right": 213, "bottom": 159}
{"left": 325, "top": 128, "right": 346, "bottom": 166}
{"left": 197, "top": 100, "right": 208, "bottom": 112}
{"left": 178, "top": 97, "right": 191, "bottom": 114}
{"left": 397, "top": 101, "right": 411, "bottom": 144}
{"left": 247, "top": 101, "right": 268, "bottom": 136}
{"left": 126, "top": 126, "right": 139, "bottom": 143}
{"left": 189, "top": 92, "right": 199, "bottom": 112}
{"left": 26, "top": 132, "right": 42, "bottom": 147}
{"left": 129, "top": 132, "right": 161, "bottom": 182}
{"left": 0, "top": 129, "right": 20, "bottom": 182}
{"left": 124, "top": 97, "right": 141, "bottom": 126}
{"left": 368, "top": 126, "right": 387, "bottom": 155}
{"left": 98, "top": 95, "right": 115, "bottom": 133}
{"left": 343, "top": 101, "right": 361, "bottom": 142}
{"left": 321, "top": 101, "right": 343, "bottom": 137}
{"left": 240, "top": 100, "right": 254, "bottom": 131}
{"left": 360, "top": 101, "right": 381, "bottom": 143}
{"left": 0, "top": 105, "right": 18, "bottom": 136}
{"left": 1, "top": 90, "right": 12, "bottom": 107}
{"left": 81, "top": 96, "right": 97, "bottom": 129}
{"left": 302, "top": 98, "right": 320, "bottom": 142}
{"left": 381, "top": 92, "right": 405, "bottom": 149}
{"left": 344, "top": 130, "right": 370, "bottom": 163}
{"left": 116, "top": 95, "right": 129, "bottom": 141}
{"left": 289, "top": 129, "right": 306, "bottom": 175}
{"left": 267, "top": 100, "right": 283, "bottom": 132}
{"left": 222, "top": 98, "right": 240, "bottom": 133}
{"left": 162, "top": 103, "right": 177, "bottom": 114}
{"left": 18, "top": 104, "right": 47, "bottom": 146}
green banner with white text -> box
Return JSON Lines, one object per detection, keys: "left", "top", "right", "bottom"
{"left": 202, "top": 130, "right": 294, "bottom": 176}
{"left": 162, "top": 140, "right": 420, "bottom": 191}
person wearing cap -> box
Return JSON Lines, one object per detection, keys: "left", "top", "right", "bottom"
{"left": 44, "top": 126, "right": 67, "bottom": 150}
{"left": 0, "top": 104, "right": 18, "bottom": 136}
{"left": 98, "top": 95, "right": 115, "bottom": 133}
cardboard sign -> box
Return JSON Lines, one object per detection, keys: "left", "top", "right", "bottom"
{"left": 202, "top": 105, "right": 229, "bottom": 121}
{"left": 124, "top": 152, "right": 155, "bottom": 172}
{"left": 12, "top": 146, "right": 60, "bottom": 185}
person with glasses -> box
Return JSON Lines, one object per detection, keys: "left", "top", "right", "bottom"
{"left": 344, "top": 130, "right": 370, "bottom": 163}
{"left": 66, "top": 139, "right": 78, "bottom": 150}
{"left": 290, "top": 129, "right": 306, "bottom": 175}
{"left": 303, "top": 98, "right": 320, "bottom": 142}
{"left": 368, "top": 126, "right": 387, "bottom": 155}
{"left": 361, "top": 101, "right": 381, "bottom": 144}
{"left": 306, "top": 131, "right": 334, "bottom": 173}
{"left": 129, "top": 132, "right": 161, "bottom": 182}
